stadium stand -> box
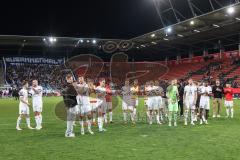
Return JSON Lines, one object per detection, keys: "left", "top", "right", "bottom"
{"left": 0, "top": 60, "right": 4, "bottom": 85}
{"left": 161, "top": 62, "right": 209, "bottom": 80}
{"left": 5, "top": 63, "right": 66, "bottom": 91}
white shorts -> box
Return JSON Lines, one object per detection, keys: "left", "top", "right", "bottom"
{"left": 200, "top": 99, "right": 210, "bottom": 110}
{"left": 90, "top": 102, "right": 97, "bottom": 111}
{"left": 225, "top": 100, "right": 233, "bottom": 107}
{"left": 185, "top": 98, "right": 195, "bottom": 110}
{"left": 122, "top": 100, "right": 133, "bottom": 111}
{"left": 19, "top": 104, "right": 30, "bottom": 115}
{"left": 155, "top": 96, "right": 162, "bottom": 108}
{"left": 32, "top": 102, "right": 43, "bottom": 112}
{"left": 68, "top": 105, "right": 80, "bottom": 114}
{"left": 97, "top": 99, "right": 107, "bottom": 113}
{"left": 77, "top": 104, "right": 91, "bottom": 115}
{"left": 147, "top": 97, "right": 158, "bottom": 110}
{"left": 131, "top": 98, "right": 138, "bottom": 107}
{"left": 106, "top": 102, "right": 112, "bottom": 110}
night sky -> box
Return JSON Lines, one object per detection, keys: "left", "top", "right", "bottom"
{"left": 0, "top": 0, "right": 164, "bottom": 39}
{"left": 0, "top": 0, "right": 231, "bottom": 39}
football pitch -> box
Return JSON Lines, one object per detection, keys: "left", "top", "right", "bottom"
{"left": 1, "top": 97, "right": 240, "bottom": 160}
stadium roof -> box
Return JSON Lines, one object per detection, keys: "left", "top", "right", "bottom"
{"left": 0, "top": 1, "right": 239, "bottom": 61}
{"left": 130, "top": 2, "right": 240, "bottom": 59}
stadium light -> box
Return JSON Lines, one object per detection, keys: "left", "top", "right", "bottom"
{"left": 227, "top": 7, "right": 235, "bottom": 15}
{"left": 166, "top": 27, "right": 172, "bottom": 33}
{"left": 92, "top": 39, "right": 97, "bottom": 44}
{"left": 87, "top": 40, "right": 90, "bottom": 43}
{"left": 80, "top": 39, "right": 84, "bottom": 43}
{"left": 151, "top": 33, "right": 156, "bottom": 38}
{"left": 49, "top": 37, "right": 57, "bottom": 43}
{"left": 235, "top": 17, "right": 240, "bottom": 21}
{"left": 190, "top": 20, "right": 195, "bottom": 25}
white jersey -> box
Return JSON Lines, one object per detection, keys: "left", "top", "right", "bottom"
{"left": 30, "top": 86, "right": 43, "bottom": 103}
{"left": 19, "top": 88, "right": 28, "bottom": 106}
{"left": 95, "top": 86, "right": 107, "bottom": 113}
{"left": 19, "top": 88, "right": 29, "bottom": 114}
{"left": 122, "top": 85, "right": 133, "bottom": 110}
{"left": 200, "top": 86, "right": 212, "bottom": 100}
{"left": 184, "top": 85, "right": 197, "bottom": 98}
{"left": 96, "top": 86, "right": 106, "bottom": 99}
{"left": 122, "top": 86, "right": 131, "bottom": 96}
{"left": 199, "top": 86, "right": 212, "bottom": 110}
{"left": 76, "top": 83, "right": 90, "bottom": 107}
{"left": 76, "top": 83, "right": 89, "bottom": 96}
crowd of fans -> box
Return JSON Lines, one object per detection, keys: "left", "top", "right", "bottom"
{"left": 1, "top": 58, "right": 240, "bottom": 99}
{"left": 5, "top": 63, "right": 66, "bottom": 94}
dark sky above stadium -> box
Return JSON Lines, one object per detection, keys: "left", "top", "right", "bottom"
{"left": 0, "top": 0, "right": 230, "bottom": 39}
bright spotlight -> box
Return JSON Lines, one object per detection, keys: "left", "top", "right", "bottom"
{"left": 227, "top": 7, "right": 235, "bottom": 14}
{"left": 87, "top": 40, "right": 90, "bottom": 43}
{"left": 49, "top": 37, "right": 57, "bottom": 43}
{"left": 166, "top": 27, "right": 172, "bottom": 33}
{"left": 92, "top": 39, "right": 97, "bottom": 44}
{"left": 190, "top": 20, "right": 195, "bottom": 25}
{"left": 151, "top": 34, "right": 156, "bottom": 38}
{"left": 80, "top": 39, "right": 84, "bottom": 43}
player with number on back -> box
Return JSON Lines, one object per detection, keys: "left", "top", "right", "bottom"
{"left": 16, "top": 80, "right": 34, "bottom": 131}
{"left": 95, "top": 78, "right": 107, "bottom": 132}
{"left": 30, "top": 79, "right": 43, "bottom": 130}
{"left": 76, "top": 76, "right": 94, "bottom": 135}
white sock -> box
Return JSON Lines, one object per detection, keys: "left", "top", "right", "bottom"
{"left": 98, "top": 117, "right": 103, "bottom": 130}
{"left": 130, "top": 112, "right": 134, "bottom": 122}
{"left": 226, "top": 108, "right": 229, "bottom": 117}
{"left": 202, "top": 114, "right": 206, "bottom": 122}
{"left": 16, "top": 116, "right": 21, "bottom": 127}
{"left": 149, "top": 114, "right": 152, "bottom": 124}
{"left": 184, "top": 110, "right": 189, "bottom": 122}
{"left": 230, "top": 108, "right": 234, "bottom": 118}
{"left": 191, "top": 110, "right": 195, "bottom": 123}
{"left": 109, "top": 112, "right": 113, "bottom": 122}
{"left": 104, "top": 114, "right": 107, "bottom": 123}
{"left": 156, "top": 113, "right": 160, "bottom": 123}
{"left": 79, "top": 120, "right": 84, "bottom": 129}
{"left": 35, "top": 116, "right": 40, "bottom": 127}
{"left": 39, "top": 114, "right": 42, "bottom": 126}
{"left": 160, "top": 111, "right": 163, "bottom": 121}
{"left": 147, "top": 111, "right": 150, "bottom": 119}
{"left": 123, "top": 112, "right": 127, "bottom": 121}
{"left": 66, "top": 121, "right": 73, "bottom": 134}
{"left": 26, "top": 117, "right": 31, "bottom": 127}
{"left": 133, "top": 108, "right": 137, "bottom": 118}
{"left": 87, "top": 119, "right": 91, "bottom": 130}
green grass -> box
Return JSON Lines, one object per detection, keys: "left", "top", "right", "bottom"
{"left": 1, "top": 97, "right": 240, "bottom": 160}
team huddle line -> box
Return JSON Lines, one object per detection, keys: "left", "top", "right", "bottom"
{"left": 15, "top": 74, "right": 239, "bottom": 138}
